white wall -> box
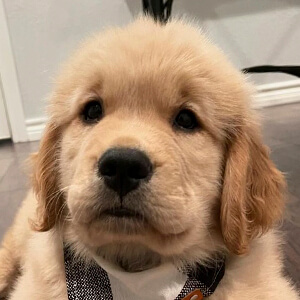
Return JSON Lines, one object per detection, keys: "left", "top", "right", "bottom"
{"left": 3, "top": 0, "right": 134, "bottom": 122}
{"left": 174, "top": 0, "right": 300, "bottom": 85}
{"left": 127, "top": 0, "right": 300, "bottom": 84}
{"left": 2, "top": 0, "right": 300, "bottom": 136}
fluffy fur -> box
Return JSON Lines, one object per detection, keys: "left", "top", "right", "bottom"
{"left": 0, "top": 18, "right": 298, "bottom": 299}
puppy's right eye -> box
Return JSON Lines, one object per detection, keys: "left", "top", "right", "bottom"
{"left": 174, "top": 109, "right": 199, "bottom": 131}
{"left": 82, "top": 100, "right": 103, "bottom": 123}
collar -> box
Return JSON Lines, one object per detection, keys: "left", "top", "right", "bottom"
{"left": 64, "top": 247, "right": 225, "bottom": 300}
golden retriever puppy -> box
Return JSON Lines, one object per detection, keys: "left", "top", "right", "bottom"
{"left": 0, "top": 18, "right": 298, "bottom": 300}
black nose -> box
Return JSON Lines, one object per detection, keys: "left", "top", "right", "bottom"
{"left": 98, "top": 148, "right": 152, "bottom": 197}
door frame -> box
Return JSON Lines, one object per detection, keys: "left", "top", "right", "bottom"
{"left": 0, "top": 1, "right": 28, "bottom": 143}
{"left": 0, "top": 81, "right": 10, "bottom": 139}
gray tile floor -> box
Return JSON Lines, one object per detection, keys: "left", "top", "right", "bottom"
{"left": 0, "top": 103, "right": 299, "bottom": 287}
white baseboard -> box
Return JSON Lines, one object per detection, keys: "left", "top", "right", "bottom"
{"left": 26, "top": 80, "right": 300, "bottom": 141}
{"left": 26, "top": 117, "right": 46, "bottom": 141}
{"left": 253, "top": 80, "right": 300, "bottom": 108}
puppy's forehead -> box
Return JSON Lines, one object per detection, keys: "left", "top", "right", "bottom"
{"left": 74, "top": 22, "right": 209, "bottom": 108}
{"left": 99, "top": 53, "right": 198, "bottom": 113}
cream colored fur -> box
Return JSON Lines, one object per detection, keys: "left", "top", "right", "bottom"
{"left": 0, "top": 18, "right": 298, "bottom": 299}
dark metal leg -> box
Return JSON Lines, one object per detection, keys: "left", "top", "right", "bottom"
{"left": 142, "top": 0, "right": 173, "bottom": 23}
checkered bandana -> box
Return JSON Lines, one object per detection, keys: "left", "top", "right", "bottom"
{"left": 64, "top": 248, "right": 225, "bottom": 300}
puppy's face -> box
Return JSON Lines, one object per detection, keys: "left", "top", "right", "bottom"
{"left": 59, "top": 41, "right": 224, "bottom": 258}
{"left": 33, "top": 19, "right": 285, "bottom": 262}
{"left": 60, "top": 66, "right": 223, "bottom": 257}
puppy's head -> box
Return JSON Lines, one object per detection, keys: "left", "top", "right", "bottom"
{"left": 32, "top": 18, "right": 285, "bottom": 262}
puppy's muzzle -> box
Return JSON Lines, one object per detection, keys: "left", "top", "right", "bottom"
{"left": 98, "top": 148, "right": 153, "bottom": 197}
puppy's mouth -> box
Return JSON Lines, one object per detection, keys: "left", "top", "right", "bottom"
{"left": 95, "top": 207, "right": 146, "bottom": 235}
{"left": 102, "top": 207, "right": 143, "bottom": 219}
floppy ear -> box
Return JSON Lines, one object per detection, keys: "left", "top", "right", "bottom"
{"left": 31, "top": 122, "right": 63, "bottom": 231}
{"left": 220, "top": 124, "right": 286, "bottom": 255}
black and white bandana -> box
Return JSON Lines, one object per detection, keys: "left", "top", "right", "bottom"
{"left": 64, "top": 248, "right": 225, "bottom": 300}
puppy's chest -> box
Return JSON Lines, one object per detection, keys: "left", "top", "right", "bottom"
{"left": 64, "top": 248, "right": 225, "bottom": 300}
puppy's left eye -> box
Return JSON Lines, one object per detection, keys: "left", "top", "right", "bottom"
{"left": 174, "top": 109, "right": 199, "bottom": 130}
{"left": 82, "top": 100, "right": 103, "bottom": 123}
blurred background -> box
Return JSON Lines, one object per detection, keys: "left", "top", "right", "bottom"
{"left": 0, "top": 0, "right": 299, "bottom": 287}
